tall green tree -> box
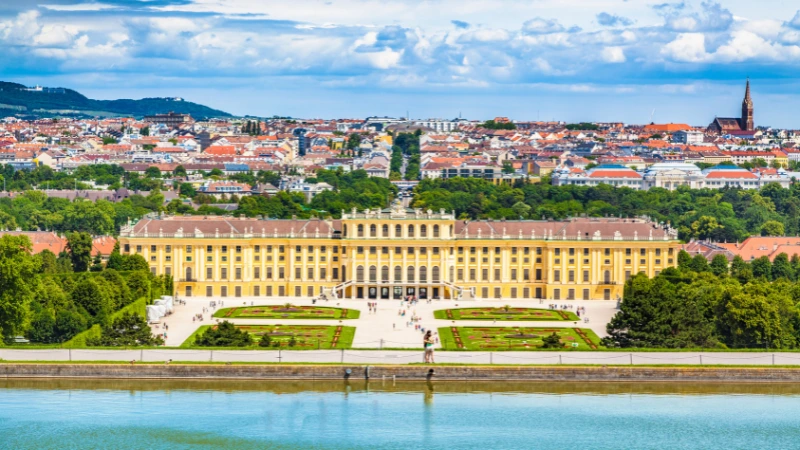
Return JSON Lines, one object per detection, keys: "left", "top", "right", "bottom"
{"left": 0, "top": 235, "right": 39, "bottom": 342}
{"left": 67, "top": 232, "right": 93, "bottom": 273}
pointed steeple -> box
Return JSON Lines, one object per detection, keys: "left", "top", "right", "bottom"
{"left": 741, "top": 78, "right": 754, "bottom": 131}
{"left": 744, "top": 77, "right": 751, "bottom": 102}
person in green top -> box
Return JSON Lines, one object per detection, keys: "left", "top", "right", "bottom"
{"left": 423, "top": 330, "right": 435, "bottom": 363}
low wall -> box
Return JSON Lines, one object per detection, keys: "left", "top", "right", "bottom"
{"left": 5, "top": 364, "right": 800, "bottom": 382}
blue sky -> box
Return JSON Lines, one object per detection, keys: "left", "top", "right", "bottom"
{"left": 1, "top": 0, "right": 800, "bottom": 126}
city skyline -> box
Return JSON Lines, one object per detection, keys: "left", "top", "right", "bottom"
{"left": 1, "top": 1, "right": 800, "bottom": 126}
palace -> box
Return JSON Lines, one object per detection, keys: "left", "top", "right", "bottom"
{"left": 119, "top": 201, "right": 681, "bottom": 301}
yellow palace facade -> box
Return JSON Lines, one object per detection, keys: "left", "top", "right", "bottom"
{"left": 119, "top": 202, "right": 681, "bottom": 301}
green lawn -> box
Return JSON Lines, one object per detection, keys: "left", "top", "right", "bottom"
{"left": 182, "top": 324, "right": 356, "bottom": 349}
{"left": 213, "top": 305, "right": 359, "bottom": 320}
{"left": 438, "top": 326, "right": 602, "bottom": 351}
{"left": 434, "top": 307, "right": 579, "bottom": 321}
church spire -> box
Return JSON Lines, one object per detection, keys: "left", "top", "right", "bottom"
{"left": 745, "top": 77, "right": 751, "bottom": 102}
{"left": 741, "top": 78, "right": 754, "bottom": 131}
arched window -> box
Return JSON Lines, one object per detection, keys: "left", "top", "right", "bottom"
{"left": 420, "top": 225, "right": 427, "bottom": 238}
{"left": 343, "top": 224, "right": 348, "bottom": 237}
{"left": 604, "top": 270, "right": 611, "bottom": 284}
{"left": 408, "top": 225, "right": 414, "bottom": 238}
{"left": 357, "top": 224, "right": 364, "bottom": 237}
{"left": 370, "top": 224, "right": 377, "bottom": 237}
{"left": 449, "top": 225, "right": 453, "bottom": 237}
{"left": 407, "top": 265, "right": 415, "bottom": 282}
{"left": 432, "top": 266, "right": 440, "bottom": 282}
{"left": 185, "top": 267, "right": 192, "bottom": 281}
{"left": 382, "top": 224, "right": 389, "bottom": 237}
{"left": 419, "top": 266, "right": 427, "bottom": 283}
{"left": 381, "top": 265, "right": 389, "bottom": 281}
{"left": 356, "top": 265, "right": 364, "bottom": 282}
{"left": 433, "top": 225, "right": 440, "bottom": 238}
{"left": 395, "top": 224, "right": 402, "bottom": 237}
{"left": 342, "top": 266, "right": 347, "bottom": 281}
{"left": 369, "top": 265, "right": 377, "bottom": 282}
{"left": 449, "top": 266, "right": 455, "bottom": 282}
{"left": 394, "top": 265, "right": 402, "bottom": 281}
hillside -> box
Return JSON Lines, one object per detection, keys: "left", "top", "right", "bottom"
{"left": 0, "top": 81, "right": 232, "bottom": 119}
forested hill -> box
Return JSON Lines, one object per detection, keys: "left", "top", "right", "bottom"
{"left": 0, "top": 81, "right": 232, "bottom": 119}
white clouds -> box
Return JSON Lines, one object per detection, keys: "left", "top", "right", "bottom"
{"left": 0, "top": 0, "right": 799, "bottom": 101}
{"left": 656, "top": 1, "right": 733, "bottom": 32}
{"left": 0, "top": 11, "right": 42, "bottom": 44}
{"left": 522, "top": 17, "right": 564, "bottom": 34}
{"left": 601, "top": 46, "right": 626, "bottom": 63}
{"left": 662, "top": 33, "right": 707, "bottom": 62}
{"left": 714, "top": 30, "right": 800, "bottom": 62}
{"left": 461, "top": 28, "right": 510, "bottom": 42}
{"left": 34, "top": 24, "right": 79, "bottom": 47}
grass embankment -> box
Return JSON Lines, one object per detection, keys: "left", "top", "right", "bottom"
{"left": 213, "top": 305, "right": 359, "bottom": 320}
{"left": 434, "top": 307, "right": 579, "bottom": 321}
{"left": 181, "top": 324, "right": 356, "bottom": 350}
{"left": 62, "top": 298, "right": 149, "bottom": 349}
{"left": 438, "top": 326, "right": 603, "bottom": 351}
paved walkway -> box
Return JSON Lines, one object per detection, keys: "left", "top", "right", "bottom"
{"left": 151, "top": 296, "right": 620, "bottom": 348}
{"left": 1, "top": 348, "right": 797, "bottom": 366}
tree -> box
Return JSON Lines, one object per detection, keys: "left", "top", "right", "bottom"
{"left": 258, "top": 333, "right": 272, "bottom": 347}
{"left": 102, "top": 136, "right": 118, "bottom": 145}
{"left": 193, "top": 321, "right": 253, "bottom": 347}
{"left": 502, "top": 161, "right": 515, "bottom": 174}
{"left": 126, "top": 270, "right": 152, "bottom": 301}
{"left": 37, "top": 249, "right": 59, "bottom": 274}
{"left": 106, "top": 241, "right": 123, "bottom": 270}
{"left": 121, "top": 254, "right": 149, "bottom": 272}
{"left": 760, "top": 220, "right": 785, "bottom": 236}
{"left": 0, "top": 235, "right": 39, "bottom": 342}
{"left": 689, "top": 254, "right": 710, "bottom": 273}
{"left": 71, "top": 278, "right": 111, "bottom": 319}
{"left": 677, "top": 250, "right": 692, "bottom": 270}
{"left": 145, "top": 166, "right": 162, "bottom": 179}
{"left": 511, "top": 201, "right": 531, "bottom": 219}
{"left": 53, "top": 309, "right": 88, "bottom": 342}
{"left": 67, "top": 232, "right": 93, "bottom": 272}
{"left": 173, "top": 165, "right": 187, "bottom": 177}
{"left": 541, "top": 332, "right": 562, "bottom": 348}
{"left": 89, "top": 252, "right": 103, "bottom": 272}
{"left": 751, "top": 256, "right": 772, "bottom": 280}
{"left": 772, "top": 253, "right": 795, "bottom": 281}
{"left": 141, "top": 126, "right": 150, "bottom": 136}
{"left": 710, "top": 254, "right": 729, "bottom": 277}
{"left": 87, "top": 312, "right": 164, "bottom": 347}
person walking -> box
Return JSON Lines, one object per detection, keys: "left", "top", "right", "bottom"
{"left": 423, "top": 330, "right": 435, "bottom": 363}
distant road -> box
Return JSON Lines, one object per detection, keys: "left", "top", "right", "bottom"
{"left": 0, "top": 349, "right": 796, "bottom": 366}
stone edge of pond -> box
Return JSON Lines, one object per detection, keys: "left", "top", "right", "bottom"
{"left": 4, "top": 364, "right": 800, "bottom": 382}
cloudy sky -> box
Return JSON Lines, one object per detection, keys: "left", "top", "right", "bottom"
{"left": 1, "top": 0, "right": 800, "bottom": 126}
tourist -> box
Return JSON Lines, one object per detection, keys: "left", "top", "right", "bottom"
{"left": 423, "top": 330, "right": 435, "bottom": 363}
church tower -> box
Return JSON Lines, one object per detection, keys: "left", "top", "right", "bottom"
{"left": 741, "top": 79, "right": 754, "bottom": 131}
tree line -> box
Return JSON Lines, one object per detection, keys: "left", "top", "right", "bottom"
{"left": 411, "top": 177, "right": 800, "bottom": 242}
{"left": 605, "top": 250, "right": 800, "bottom": 349}
{"left": 0, "top": 233, "right": 169, "bottom": 346}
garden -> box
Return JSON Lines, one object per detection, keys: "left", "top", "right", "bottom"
{"left": 438, "top": 326, "right": 602, "bottom": 351}
{"left": 183, "top": 323, "right": 355, "bottom": 349}
{"left": 213, "top": 304, "right": 359, "bottom": 320}
{"left": 434, "top": 307, "right": 579, "bottom": 321}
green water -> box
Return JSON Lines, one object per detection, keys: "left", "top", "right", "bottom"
{"left": 2, "top": 379, "right": 800, "bottom": 449}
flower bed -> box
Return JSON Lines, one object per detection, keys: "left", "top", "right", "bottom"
{"left": 438, "top": 326, "right": 602, "bottom": 351}
{"left": 434, "top": 307, "right": 579, "bottom": 321}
